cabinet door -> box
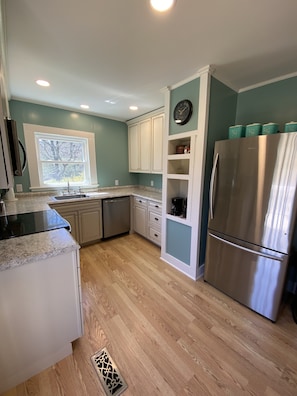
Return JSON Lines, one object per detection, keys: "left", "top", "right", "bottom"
{"left": 128, "top": 124, "right": 140, "bottom": 172}
{"left": 0, "top": 251, "right": 82, "bottom": 393}
{"left": 134, "top": 204, "right": 147, "bottom": 237}
{"left": 60, "top": 212, "right": 79, "bottom": 243}
{"left": 139, "top": 119, "right": 151, "bottom": 172}
{"left": 79, "top": 207, "right": 102, "bottom": 245}
{"left": 151, "top": 114, "right": 164, "bottom": 173}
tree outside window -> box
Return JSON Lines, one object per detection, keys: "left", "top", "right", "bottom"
{"left": 36, "top": 133, "right": 90, "bottom": 186}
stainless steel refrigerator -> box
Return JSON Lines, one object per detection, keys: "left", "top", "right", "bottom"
{"left": 204, "top": 132, "right": 297, "bottom": 321}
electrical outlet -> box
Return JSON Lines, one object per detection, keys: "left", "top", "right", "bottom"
{"left": 115, "top": 180, "right": 119, "bottom": 186}
{"left": 16, "top": 184, "right": 23, "bottom": 192}
{"left": 150, "top": 180, "right": 154, "bottom": 187}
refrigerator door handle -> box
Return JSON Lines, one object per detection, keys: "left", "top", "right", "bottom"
{"left": 208, "top": 233, "right": 281, "bottom": 261}
{"left": 209, "top": 153, "right": 219, "bottom": 219}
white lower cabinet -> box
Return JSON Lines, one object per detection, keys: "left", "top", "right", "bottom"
{"left": 148, "top": 201, "right": 162, "bottom": 246}
{"left": 79, "top": 206, "right": 102, "bottom": 245}
{"left": 50, "top": 200, "right": 102, "bottom": 245}
{"left": 133, "top": 197, "right": 148, "bottom": 237}
{"left": 133, "top": 196, "right": 162, "bottom": 246}
{"left": 0, "top": 249, "right": 83, "bottom": 393}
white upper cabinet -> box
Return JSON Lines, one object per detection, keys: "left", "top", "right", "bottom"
{"left": 139, "top": 118, "right": 151, "bottom": 172}
{"left": 128, "top": 123, "right": 139, "bottom": 172}
{"left": 151, "top": 113, "right": 164, "bottom": 173}
{"left": 128, "top": 109, "right": 164, "bottom": 174}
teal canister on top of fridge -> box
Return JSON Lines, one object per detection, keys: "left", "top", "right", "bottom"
{"left": 284, "top": 122, "right": 297, "bottom": 132}
{"left": 228, "top": 125, "right": 245, "bottom": 139}
{"left": 262, "top": 122, "right": 279, "bottom": 135}
{"left": 245, "top": 123, "right": 262, "bottom": 137}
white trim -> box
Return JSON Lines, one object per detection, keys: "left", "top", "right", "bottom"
{"left": 211, "top": 70, "right": 239, "bottom": 92}
{"left": 239, "top": 70, "right": 297, "bottom": 93}
{"left": 10, "top": 96, "right": 125, "bottom": 122}
{"left": 160, "top": 254, "right": 197, "bottom": 281}
{"left": 23, "top": 123, "right": 98, "bottom": 190}
{"left": 126, "top": 107, "right": 164, "bottom": 125}
{"left": 168, "top": 65, "right": 215, "bottom": 90}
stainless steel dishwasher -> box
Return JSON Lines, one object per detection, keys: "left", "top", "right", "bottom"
{"left": 102, "top": 196, "right": 130, "bottom": 238}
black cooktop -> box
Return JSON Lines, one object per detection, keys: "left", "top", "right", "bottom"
{"left": 0, "top": 209, "right": 70, "bottom": 240}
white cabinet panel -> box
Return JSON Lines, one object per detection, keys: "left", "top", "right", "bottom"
{"left": 151, "top": 114, "right": 164, "bottom": 173}
{"left": 133, "top": 197, "right": 147, "bottom": 237}
{"left": 139, "top": 119, "right": 151, "bottom": 172}
{"left": 128, "top": 110, "right": 164, "bottom": 174}
{"left": 50, "top": 200, "right": 102, "bottom": 245}
{"left": 79, "top": 207, "right": 102, "bottom": 244}
{"left": 128, "top": 123, "right": 140, "bottom": 172}
{"left": 133, "top": 197, "right": 162, "bottom": 246}
{"left": 0, "top": 250, "right": 83, "bottom": 393}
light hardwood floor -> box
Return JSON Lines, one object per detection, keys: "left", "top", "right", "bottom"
{"left": 2, "top": 233, "right": 297, "bottom": 396}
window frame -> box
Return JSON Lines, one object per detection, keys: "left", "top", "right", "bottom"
{"left": 23, "top": 123, "right": 98, "bottom": 191}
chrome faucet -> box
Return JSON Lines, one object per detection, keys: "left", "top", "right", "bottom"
{"left": 67, "top": 181, "right": 70, "bottom": 194}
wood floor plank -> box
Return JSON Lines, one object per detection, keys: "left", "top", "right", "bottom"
{"left": 2, "top": 233, "right": 297, "bottom": 395}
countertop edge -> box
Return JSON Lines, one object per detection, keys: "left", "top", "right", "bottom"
{"left": 0, "top": 229, "right": 80, "bottom": 272}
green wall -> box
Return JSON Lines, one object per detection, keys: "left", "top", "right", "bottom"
{"left": 236, "top": 76, "right": 297, "bottom": 129}
{"left": 9, "top": 100, "right": 138, "bottom": 192}
{"left": 137, "top": 173, "right": 162, "bottom": 190}
{"left": 199, "top": 77, "right": 237, "bottom": 266}
{"left": 169, "top": 78, "right": 200, "bottom": 134}
{"left": 166, "top": 219, "right": 191, "bottom": 265}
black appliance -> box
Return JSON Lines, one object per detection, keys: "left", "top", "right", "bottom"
{"left": 5, "top": 118, "right": 27, "bottom": 176}
{"left": 171, "top": 197, "right": 185, "bottom": 216}
{"left": 0, "top": 209, "right": 70, "bottom": 240}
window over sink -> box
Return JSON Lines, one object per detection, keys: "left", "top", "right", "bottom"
{"left": 24, "top": 123, "right": 98, "bottom": 190}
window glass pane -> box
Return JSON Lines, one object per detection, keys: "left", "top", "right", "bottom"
{"left": 38, "top": 138, "right": 85, "bottom": 162}
{"left": 41, "top": 163, "right": 85, "bottom": 185}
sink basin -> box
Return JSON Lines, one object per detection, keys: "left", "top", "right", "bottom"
{"left": 86, "top": 192, "right": 109, "bottom": 197}
{"left": 53, "top": 194, "right": 88, "bottom": 200}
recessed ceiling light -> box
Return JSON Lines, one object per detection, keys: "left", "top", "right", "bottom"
{"left": 150, "top": 0, "right": 175, "bottom": 12}
{"left": 36, "top": 79, "right": 50, "bottom": 87}
{"left": 129, "top": 106, "right": 138, "bottom": 111}
{"left": 105, "top": 100, "right": 116, "bottom": 105}
{"left": 80, "top": 104, "right": 89, "bottom": 109}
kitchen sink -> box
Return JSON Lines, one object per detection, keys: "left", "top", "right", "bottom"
{"left": 53, "top": 194, "right": 88, "bottom": 200}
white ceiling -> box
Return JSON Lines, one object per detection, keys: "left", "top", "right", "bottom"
{"left": 4, "top": 0, "right": 297, "bottom": 122}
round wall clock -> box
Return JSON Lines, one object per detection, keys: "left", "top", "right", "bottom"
{"left": 173, "top": 99, "right": 193, "bottom": 125}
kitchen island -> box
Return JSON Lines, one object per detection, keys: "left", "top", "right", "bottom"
{"left": 0, "top": 228, "right": 83, "bottom": 394}
{"left": 0, "top": 186, "right": 161, "bottom": 392}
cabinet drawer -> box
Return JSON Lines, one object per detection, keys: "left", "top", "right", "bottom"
{"left": 148, "top": 227, "right": 161, "bottom": 246}
{"left": 134, "top": 196, "right": 148, "bottom": 207}
{"left": 149, "top": 211, "right": 161, "bottom": 230}
{"left": 148, "top": 201, "right": 162, "bottom": 213}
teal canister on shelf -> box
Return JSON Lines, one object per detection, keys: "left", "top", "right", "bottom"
{"left": 228, "top": 125, "right": 245, "bottom": 139}
{"left": 245, "top": 123, "right": 262, "bottom": 137}
{"left": 284, "top": 122, "right": 297, "bottom": 132}
{"left": 262, "top": 122, "right": 279, "bottom": 135}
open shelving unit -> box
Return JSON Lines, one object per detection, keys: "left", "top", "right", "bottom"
{"left": 165, "top": 132, "right": 196, "bottom": 224}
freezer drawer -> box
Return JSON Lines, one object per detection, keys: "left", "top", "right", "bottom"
{"left": 204, "top": 232, "right": 288, "bottom": 321}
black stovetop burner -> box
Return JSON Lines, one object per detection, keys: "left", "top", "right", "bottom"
{"left": 0, "top": 209, "right": 70, "bottom": 240}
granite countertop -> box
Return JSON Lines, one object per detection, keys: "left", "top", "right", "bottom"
{"left": 3, "top": 186, "right": 162, "bottom": 216}
{"left": 0, "top": 228, "right": 79, "bottom": 272}
{"left": 0, "top": 186, "right": 162, "bottom": 272}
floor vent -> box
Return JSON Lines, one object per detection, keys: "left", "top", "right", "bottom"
{"left": 91, "top": 347, "right": 128, "bottom": 396}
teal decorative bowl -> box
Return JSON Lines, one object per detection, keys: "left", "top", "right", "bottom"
{"left": 262, "top": 123, "right": 278, "bottom": 135}
{"left": 246, "top": 123, "right": 262, "bottom": 137}
{"left": 228, "top": 125, "right": 245, "bottom": 139}
{"left": 284, "top": 122, "right": 297, "bottom": 132}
